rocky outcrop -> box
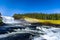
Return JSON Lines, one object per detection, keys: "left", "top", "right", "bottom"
{"left": 0, "top": 13, "right": 4, "bottom": 26}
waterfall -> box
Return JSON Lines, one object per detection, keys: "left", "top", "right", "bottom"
{"left": 2, "top": 16, "right": 20, "bottom": 24}
{"left": 2, "top": 16, "right": 14, "bottom": 24}
{"left": 1, "top": 16, "right": 31, "bottom": 26}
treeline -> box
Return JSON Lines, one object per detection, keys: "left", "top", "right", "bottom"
{"left": 13, "top": 13, "right": 60, "bottom": 20}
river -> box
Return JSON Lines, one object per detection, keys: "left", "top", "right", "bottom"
{"left": 0, "top": 16, "right": 60, "bottom": 40}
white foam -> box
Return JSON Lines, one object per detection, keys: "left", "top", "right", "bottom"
{"left": 33, "top": 27, "right": 60, "bottom": 40}
{"left": 2, "top": 16, "right": 21, "bottom": 24}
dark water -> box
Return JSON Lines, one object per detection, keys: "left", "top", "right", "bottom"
{"left": 0, "top": 33, "right": 32, "bottom": 40}
{"left": 0, "top": 25, "right": 39, "bottom": 40}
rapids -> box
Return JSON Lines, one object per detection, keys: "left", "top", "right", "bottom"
{"left": 33, "top": 26, "right": 60, "bottom": 40}
{"left": 0, "top": 16, "right": 60, "bottom": 40}
{"left": 2, "top": 16, "right": 21, "bottom": 24}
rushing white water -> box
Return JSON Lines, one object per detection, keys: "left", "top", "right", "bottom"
{"left": 1, "top": 16, "right": 60, "bottom": 40}
{"left": 2, "top": 16, "right": 31, "bottom": 26}
{"left": 2, "top": 16, "right": 22, "bottom": 24}
{"left": 2, "top": 16, "right": 15, "bottom": 24}
{"left": 0, "top": 25, "right": 60, "bottom": 40}
{"left": 33, "top": 26, "right": 60, "bottom": 40}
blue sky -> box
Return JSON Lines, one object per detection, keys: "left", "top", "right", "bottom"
{"left": 0, "top": 0, "right": 60, "bottom": 16}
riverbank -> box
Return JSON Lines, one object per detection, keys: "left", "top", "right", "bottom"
{"left": 24, "top": 17, "right": 60, "bottom": 27}
{"left": 13, "top": 13, "right": 60, "bottom": 27}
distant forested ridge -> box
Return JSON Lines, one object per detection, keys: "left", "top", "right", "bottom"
{"left": 13, "top": 13, "right": 60, "bottom": 20}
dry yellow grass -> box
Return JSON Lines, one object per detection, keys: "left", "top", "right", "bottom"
{"left": 24, "top": 17, "right": 39, "bottom": 23}
{"left": 24, "top": 17, "right": 60, "bottom": 25}
{"left": 38, "top": 19, "right": 60, "bottom": 25}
